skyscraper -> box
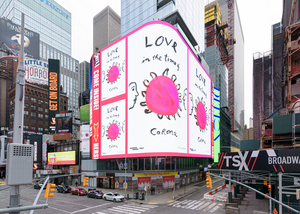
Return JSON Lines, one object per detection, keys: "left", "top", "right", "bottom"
{"left": 0, "top": 0, "right": 79, "bottom": 119}
{"left": 217, "top": 0, "right": 245, "bottom": 144}
{"left": 93, "top": 6, "right": 121, "bottom": 53}
{"left": 121, "top": 0, "right": 205, "bottom": 53}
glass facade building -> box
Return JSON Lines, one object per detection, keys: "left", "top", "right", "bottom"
{"left": 121, "top": 0, "right": 205, "bottom": 52}
{"left": 0, "top": 0, "right": 79, "bottom": 117}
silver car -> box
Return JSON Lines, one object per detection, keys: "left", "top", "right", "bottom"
{"left": 103, "top": 192, "right": 124, "bottom": 202}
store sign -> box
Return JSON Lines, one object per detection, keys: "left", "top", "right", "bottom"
{"left": 134, "top": 171, "right": 178, "bottom": 177}
{"left": 179, "top": 169, "right": 199, "bottom": 174}
{"left": 115, "top": 173, "right": 133, "bottom": 177}
{"left": 48, "top": 59, "right": 60, "bottom": 133}
{"left": 90, "top": 21, "right": 213, "bottom": 159}
{"left": 47, "top": 151, "right": 75, "bottom": 165}
{"left": 214, "top": 87, "right": 220, "bottom": 162}
{"left": 219, "top": 148, "right": 300, "bottom": 172}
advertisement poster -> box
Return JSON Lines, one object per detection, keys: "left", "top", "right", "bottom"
{"left": 0, "top": 18, "right": 40, "bottom": 59}
{"left": 101, "top": 100, "right": 126, "bottom": 156}
{"left": 156, "top": 176, "right": 163, "bottom": 189}
{"left": 24, "top": 58, "right": 48, "bottom": 85}
{"left": 80, "top": 125, "right": 90, "bottom": 158}
{"left": 127, "top": 22, "right": 188, "bottom": 155}
{"left": 214, "top": 87, "right": 220, "bottom": 162}
{"left": 132, "top": 177, "right": 138, "bottom": 189}
{"left": 90, "top": 21, "right": 212, "bottom": 159}
{"left": 101, "top": 39, "right": 126, "bottom": 101}
{"left": 55, "top": 112, "right": 73, "bottom": 134}
{"left": 80, "top": 104, "right": 90, "bottom": 123}
{"left": 151, "top": 176, "right": 157, "bottom": 188}
{"left": 48, "top": 151, "right": 75, "bottom": 165}
{"left": 90, "top": 52, "right": 101, "bottom": 159}
{"left": 188, "top": 51, "right": 212, "bottom": 156}
{"left": 42, "top": 135, "right": 47, "bottom": 164}
{"left": 138, "top": 177, "right": 151, "bottom": 190}
{"left": 163, "top": 176, "right": 174, "bottom": 189}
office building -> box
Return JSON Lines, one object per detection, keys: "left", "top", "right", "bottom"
{"left": 0, "top": 0, "right": 79, "bottom": 121}
{"left": 93, "top": 6, "right": 121, "bottom": 53}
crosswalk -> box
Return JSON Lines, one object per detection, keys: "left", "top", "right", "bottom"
{"left": 92, "top": 204, "right": 158, "bottom": 214}
{"left": 169, "top": 199, "right": 223, "bottom": 212}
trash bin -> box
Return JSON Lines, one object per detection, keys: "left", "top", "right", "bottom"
{"left": 139, "top": 192, "right": 144, "bottom": 200}
{"left": 133, "top": 192, "right": 138, "bottom": 199}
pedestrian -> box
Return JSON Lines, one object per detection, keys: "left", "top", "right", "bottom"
{"left": 75, "top": 181, "right": 78, "bottom": 187}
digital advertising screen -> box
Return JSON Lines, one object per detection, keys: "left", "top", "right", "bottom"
{"left": 90, "top": 21, "right": 213, "bottom": 159}
{"left": 47, "top": 151, "right": 75, "bottom": 165}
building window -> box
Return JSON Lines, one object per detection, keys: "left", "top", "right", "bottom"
{"left": 24, "top": 118, "right": 29, "bottom": 123}
{"left": 24, "top": 111, "right": 28, "bottom": 115}
{"left": 31, "top": 98, "right": 36, "bottom": 103}
{"left": 45, "top": 128, "right": 49, "bottom": 132}
{"left": 31, "top": 105, "right": 36, "bottom": 110}
{"left": 24, "top": 125, "right": 28, "bottom": 129}
{"left": 25, "top": 96, "right": 29, "bottom": 101}
{"left": 24, "top": 104, "right": 29, "bottom": 109}
{"left": 38, "top": 100, "right": 43, "bottom": 105}
{"left": 45, "top": 101, "right": 48, "bottom": 106}
{"left": 31, "top": 119, "right": 36, "bottom": 124}
{"left": 45, "top": 115, "right": 48, "bottom": 119}
{"left": 38, "top": 127, "right": 43, "bottom": 131}
{"left": 31, "top": 126, "right": 36, "bottom": 130}
{"left": 38, "top": 120, "right": 43, "bottom": 125}
{"left": 38, "top": 107, "right": 43, "bottom": 112}
{"left": 38, "top": 114, "right": 43, "bottom": 118}
{"left": 45, "top": 109, "right": 48, "bottom": 113}
{"left": 31, "top": 112, "right": 36, "bottom": 117}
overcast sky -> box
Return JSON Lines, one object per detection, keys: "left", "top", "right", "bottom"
{"left": 55, "top": 0, "right": 283, "bottom": 127}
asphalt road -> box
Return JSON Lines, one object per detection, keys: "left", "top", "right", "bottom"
{"left": 0, "top": 179, "right": 226, "bottom": 214}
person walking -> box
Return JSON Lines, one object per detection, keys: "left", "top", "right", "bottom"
{"left": 75, "top": 181, "right": 78, "bottom": 187}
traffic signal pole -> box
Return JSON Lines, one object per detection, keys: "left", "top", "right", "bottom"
{"left": 10, "top": 13, "right": 26, "bottom": 214}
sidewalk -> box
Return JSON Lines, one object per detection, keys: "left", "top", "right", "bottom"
{"left": 74, "top": 180, "right": 208, "bottom": 205}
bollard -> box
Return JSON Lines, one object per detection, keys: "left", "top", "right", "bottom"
{"left": 228, "top": 191, "right": 232, "bottom": 203}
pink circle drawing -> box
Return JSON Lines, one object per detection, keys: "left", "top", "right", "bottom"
{"left": 145, "top": 76, "right": 179, "bottom": 115}
{"left": 196, "top": 101, "right": 206, "bottom": 129}
{"left": 108, "top": 123, "right": 119, "bottom": 140}
{"left": 108, "top": 66, "right": 119, "bottom": 83}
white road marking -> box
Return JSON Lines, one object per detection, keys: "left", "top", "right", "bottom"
{"left": 209, "top": 204, "right": 223, "bottom": 212}
{"left": 71, "top": 202, "right": 110, "bottom": 214}
{"left": 197, "top": 201, "right": 211, "bottom": 210}
{"left": 190, "top": 201, "right": 205, "bottom": 210}
{"left": 202, "top": 202, "right": 216, "bottom": 212}
{"left": 108, "top": 206, "right": 141, "bottom": 214}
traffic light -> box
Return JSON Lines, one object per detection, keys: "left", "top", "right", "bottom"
{"left": 268, "top": 184, "right": 272, "bottom": 192}
{"left": 206, "top": 172, "right": 212, "bottom": 189}
{"left": 83, "top": 177, "right": 89, "bottom": 186}
{"left": 263, "top": 179, "right": 267, "bottom": 186}
{"left": 44, "top": 183, "right": 56, "bottom": 198}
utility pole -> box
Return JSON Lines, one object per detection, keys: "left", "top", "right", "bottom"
{"left": 10, "top": 13, "right": 26, "bottom": 214}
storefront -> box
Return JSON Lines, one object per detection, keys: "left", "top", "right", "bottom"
{"left": 179, "top": 169, "right": 200, "bottom": 186}
{"left": 97, "top": 176, "right": 114, "bottom": 189}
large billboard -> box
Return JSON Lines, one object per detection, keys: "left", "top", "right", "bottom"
{"left": 90, "top": 21, "right": 213, "bottom": 159}
{"left": 24, "top": 58, "right": 48, "bottom": 85}
{"left": 0, "top": 18, "right": 39, "bottom": 59}
{"left": 48, "top": 59, "right": 60, "bottom": 133}
{"left": 55, "top": 112, "right": 73, "bottom": 134}
{"left": 214, "top": 87, "right": 220, "bottom": 162}
{"left": 47, "top": 151, "right": 75, "bottom": 165}
{"left": 219, "top": 149, "right": 300, "bottom": 173}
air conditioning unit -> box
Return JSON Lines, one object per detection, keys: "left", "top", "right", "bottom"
{"left": 6, "top": 143, "right": 33, "bottom": 185}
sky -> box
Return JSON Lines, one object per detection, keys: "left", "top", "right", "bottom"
{"left": 55, "top": 0, "right": 283, "bottom": 127}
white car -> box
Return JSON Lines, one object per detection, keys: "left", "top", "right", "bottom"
{"left": 103, "top": 192, "right": 124, "bottom": 202}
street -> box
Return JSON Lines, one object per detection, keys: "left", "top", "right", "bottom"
{"left": 0, "top": 180, "right": 226, "bottom": 214}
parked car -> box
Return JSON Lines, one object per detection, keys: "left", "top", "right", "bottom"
{"left": 33, "top": 182, "right": 45, "bottom": 189}
{"left": 70, "top": 188, "right": 88, "bottom": 196}
{"left": 87, "top": 190, "right": 104, "bottom": 199}
{"left": 103, "top": 192, "right": 124, "bottom": 202}
{"left": 56, "top": 185, "right": 71, "bottom": 193}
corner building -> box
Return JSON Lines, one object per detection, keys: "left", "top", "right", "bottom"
{"left": 82, "top": 1, "right": 211, "bottom": 190}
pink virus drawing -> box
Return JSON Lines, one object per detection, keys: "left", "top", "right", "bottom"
{"left": 107, "top": 66, "right": 120, "bottom": 83}
{"left": 107, "top": 123, "right": 119, "bottom": 140}
{"left": 140, "top": 69, "right": 182, "bottom": 119}
{"left": 196, "top": 101, "right": 206, "bottom": 129}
